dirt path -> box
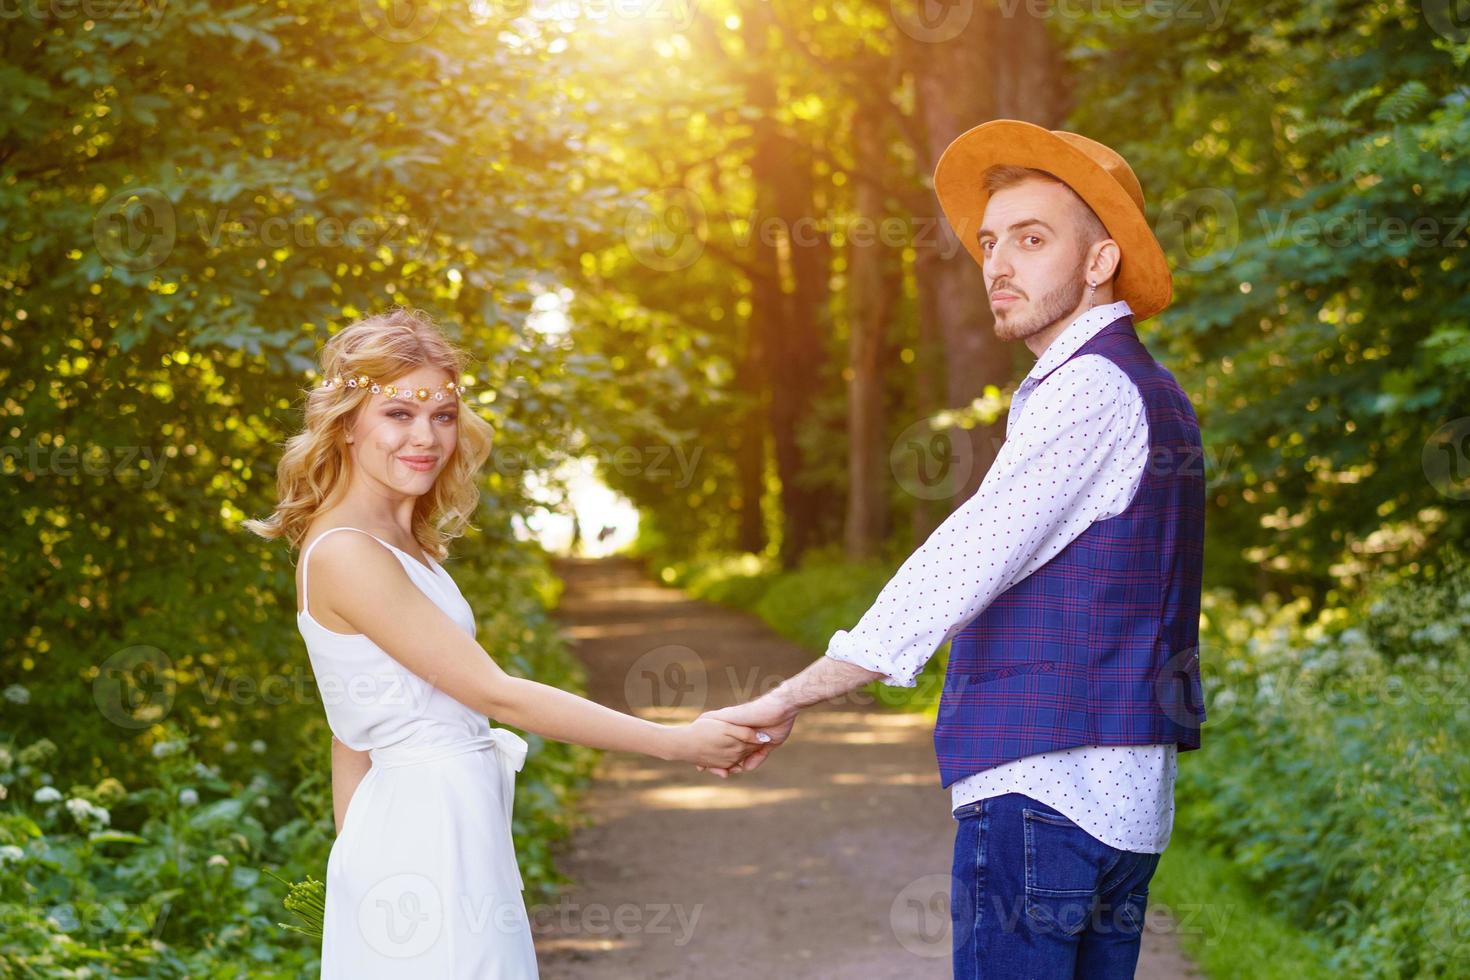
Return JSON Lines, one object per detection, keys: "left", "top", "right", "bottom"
{"left": 534, "top": 557, "right": 1202, "bottom": 979}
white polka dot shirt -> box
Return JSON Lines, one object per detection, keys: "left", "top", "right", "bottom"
{"left": 825, "top": 300, "right": 1176, "bottom": 853}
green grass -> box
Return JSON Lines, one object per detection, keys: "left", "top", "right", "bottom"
{"left": 1151, "top": 823, "right": 1336, "bottom": 980}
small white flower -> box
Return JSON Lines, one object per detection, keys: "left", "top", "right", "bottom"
{"left": 0, "top": 747, "right": 12, "bottom": 771}
{"left": 1424, "top": 622, "right": 1456, "bottom": 646}
{"left": 2, "top": 685, "right": 28, "bottom": 705}
{"left": 33, "top": 786, "right": 62, "bottom": 804}
{"left": 207, "top": 854, "right": 230, "bottom": 868}
{"left": 249, "top": 740, "right": 267, "bottom": 754}
{"left": 254, "top": 796, "right": 271, "bottom": 809}
{"left": 222, "top": 741, "right": 238, "bottom": 754}
{"left": 64, "top": 797, "right": 111, "bottom": 831}
{"left": 151, "top": 740, "right": 184, "bottom": 759}
{"left": 178, "top": 788, "right": 199, "bottom": 807}
{"left": 0, "top": 844, "right": 23, "bottom": 865}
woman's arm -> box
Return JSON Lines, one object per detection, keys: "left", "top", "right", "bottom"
{"left": 330, "top": 735, "right": 371, "bottom": 834}
{"left": 307, "top": 536, "right": 764, "bottom": 770}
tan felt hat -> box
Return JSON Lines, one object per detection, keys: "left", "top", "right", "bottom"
{"left": 933, "top": 119, "right": 1173, "bottom": 322}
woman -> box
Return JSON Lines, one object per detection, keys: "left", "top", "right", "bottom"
{"left": 244, "top": 307, "right": 764, "bottom": 978}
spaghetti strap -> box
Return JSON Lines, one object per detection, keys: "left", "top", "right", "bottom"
{"left": 299, "top": 526, "right": 386, "bottom": 617}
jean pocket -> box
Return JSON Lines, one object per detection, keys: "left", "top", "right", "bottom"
{"left": 1114, "top": 887, "right": 1149, "bottom": 935}
{"left": 1021, "top": 807, "right": 1114, "bottom": 937}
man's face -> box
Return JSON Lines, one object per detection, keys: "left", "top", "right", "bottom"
{"left": 977, "top": 179, "right": 1091, "bottom": 343}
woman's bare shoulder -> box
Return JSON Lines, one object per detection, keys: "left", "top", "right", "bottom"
{"left": 303, "top": 525, "right": 396, "bottom": 574}
{"left": 300, "top": 509, "right": 355, "bottom": 550}
{"left": 296, "top": 519, "right": 403, "bottom": 623}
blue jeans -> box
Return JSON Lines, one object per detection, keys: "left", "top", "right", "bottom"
{"left": 950, "top": 792, "right": 1161, "bottom": 979}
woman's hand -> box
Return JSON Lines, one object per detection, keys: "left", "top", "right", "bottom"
{"left": 662, "top": 717, "right": 769, "bottom": 775}
{"left": 695, "top": 698, "right": 798, "bottom": 776}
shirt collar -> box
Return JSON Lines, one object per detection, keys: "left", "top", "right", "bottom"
{"left": 1021, "top": 300, "right": 1134, "bottom": 388}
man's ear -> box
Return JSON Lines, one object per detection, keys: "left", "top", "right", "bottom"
{"left": 1088, "top": 239, "right": 1122, "bottom": 285}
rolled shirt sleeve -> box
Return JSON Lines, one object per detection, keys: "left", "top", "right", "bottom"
{"left": 824, "top": 353, "right": 1149, "bottom": 687}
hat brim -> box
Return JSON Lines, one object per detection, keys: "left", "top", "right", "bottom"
{"left": 933, "top": 120, "right": 1172, "bottom": 322}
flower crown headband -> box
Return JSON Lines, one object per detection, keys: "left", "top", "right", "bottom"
{"left": 318, "top": 373, "right": 468, "bottom": 402}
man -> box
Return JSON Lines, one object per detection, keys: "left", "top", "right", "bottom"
{"left": 704, "top": 119, "right": 1207, "bottom": 978}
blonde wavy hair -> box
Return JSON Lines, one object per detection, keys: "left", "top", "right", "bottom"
{"left": 243, "top": 307, "right": 495, "bottom": 560}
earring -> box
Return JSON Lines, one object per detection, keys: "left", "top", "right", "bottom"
{"left": 1087, "top": 281, "right": 1097, "bottom": 309}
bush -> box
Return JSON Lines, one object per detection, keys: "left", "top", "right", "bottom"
{"left": 0, "top": 723, "right": 320, "bottom": 976}
{"left": 1360, "top": 550, "right": 1470, "bottom": 664}
{"left": 1182, "top": 568, "right": 1470, "bottom": 977}
{"left": 0, "top": 540, "right": 596, "bottom": 975}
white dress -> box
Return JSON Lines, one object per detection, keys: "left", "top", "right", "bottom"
{"left": 297, "top": 526, "right": 539, "bottom": 978}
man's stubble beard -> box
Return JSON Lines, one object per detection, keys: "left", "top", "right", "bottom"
{"left": 993, "top": 254, "right": 1088, "bottom": 343}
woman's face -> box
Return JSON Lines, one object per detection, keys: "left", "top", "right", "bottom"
{"left": 344, "top": 365, "right": 459, "bottom": 497}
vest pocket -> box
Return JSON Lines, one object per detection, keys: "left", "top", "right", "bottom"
{"left": 964, "top": 660, "right": 1058, "bottom": 686}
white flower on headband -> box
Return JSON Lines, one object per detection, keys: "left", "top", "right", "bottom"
{"left": 319, "top": 375, "right": 468, "bottom": 400}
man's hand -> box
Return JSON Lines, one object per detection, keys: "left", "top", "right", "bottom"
{"left": 696, "top": 696, "right": 798, "bottom": 776}
{"left": 691, "top": 657, "right": 881, "bottom": 777}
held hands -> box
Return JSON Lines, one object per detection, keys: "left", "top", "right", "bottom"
{"left": 679, "top": 659, "right": 869, "bottom": 778}
{"left": 694, "top": 696, "right": 798, "bottom": 777}
{"left": 662, "top": 716, "right": 771, "bottom": 776}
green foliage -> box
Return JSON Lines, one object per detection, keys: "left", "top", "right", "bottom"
{"left": 0, "top": 6, "right": 651, "bottom": 972}
{"left": 1180, "top": 565, "right": 1470, "bottom": 977}
{"left": 1060, "top": 4, "right": 1470, "bottom": 597}
{"left": 590, "top": 0, "right": 1470, "bottom": 603}
{"left": 747, "top": 549, "right": 895, "bottom": 653}
{"left": 1360, "top": 549, "right": 1470, "bottom": 662}
{"left": 650, "top": 546, "right": 864, "bottom": 643}
{"left": 552, "top": 3, "right": 936, "bottom": 562}
{"left": 0, "top": 723, "right": 320, "bottom": 976}
{"left": 0, "top": 1, "right": 636, "bottom": 784}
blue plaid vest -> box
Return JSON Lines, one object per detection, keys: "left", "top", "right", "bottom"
{"left": 933, "top": 315, "right": 1206, "bottom": 787}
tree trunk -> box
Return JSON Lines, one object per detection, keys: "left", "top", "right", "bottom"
{"left": 733, "top": 318, "right": 767, "bottom": 554}
{"left": 904, "top": 8, "right": 1071, "bottom": 508}
{"left": 909, "top": 202, "right": 948, "bottom": 548}
{"left": 769, "top": 148, "right": 832, "bottom": 566}
{"left": 845, "top": 112, "right": 901, "bottom": 560}
{"left": 743, "top": 6, "right": 831, "bottom": 569}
